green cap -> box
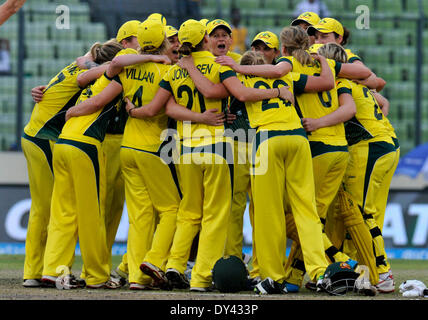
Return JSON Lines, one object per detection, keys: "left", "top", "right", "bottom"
{"left": 212, "top": 255, "right": 248, "bottom": 293}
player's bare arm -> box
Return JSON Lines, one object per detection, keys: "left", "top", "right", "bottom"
{"left": 222, "top": 75, "right": 292, "bottom": 102}
{"left": 0, "top": 0, "right": 26, "bottom": 26}
{"left": 303, "top": 55, "right": 335, "bottom": 92}
{"left": 66, "top": 80, "right": 122, "bottom": 121}
{"left": 177, "top": 55, "right": 229, "bottom": 99}
{"left": 302, "top": 92, "right": 356, "bottom": 132}
{"left": 77, "top": 64, "right": 110, "bottom": 88}
{"left": 125, "top": 87, "right": 171, "bottom": 118}
{"left": 164, "top": 96, "right": 225, "bottom": 126}
{"left": 216, "top": 55, "right": 292, "bottom": 78}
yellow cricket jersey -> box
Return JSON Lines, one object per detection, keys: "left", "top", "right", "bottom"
{"left": 346, "top": 49, "right": 362, "bottom": 64}
{"left": 60, "top": 48, "right": 138, "bottom": 144}
{"left": 59, "top": 72, "right": 122, "bottom": 145}
{"left": 24, "top": 62, "right": 86, "bottom": 141}
{"left": 104, "top": 48, "right": 139, "bottom": 135}
{"left": 239, "top": 72, "right": 303, "bottom": 131}
{"left": 115, "top": 60, "right": 172, "bottom": 152}
{"left": 159, "top": 50, "right": 236, "bottom": 145}
{"left": 280, "top": 56, "right": 346, "bottom": 146}
{"left": 336, "top": 78, "right": 391, "bottom": 146}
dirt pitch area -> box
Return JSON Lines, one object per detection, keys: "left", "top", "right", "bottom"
{"left": 1, "top": 264, "right": 426, "bottom": 301}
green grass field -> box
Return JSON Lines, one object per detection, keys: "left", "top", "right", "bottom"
{"left": 0, "top": 254, "right": 427, "bottom": 301}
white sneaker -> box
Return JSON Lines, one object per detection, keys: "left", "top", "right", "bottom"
{"left": 23, "top": 279, "right": 42, "bottom": 287}
{"left": 376, "top": 270, "right": 395, "bottom": 293}
{"left": 87, "top": 277, "right": 122, "bottom": 289}
{"left": 41, "top": 275, "right": 58, "bottom": 288}
{"left": 41, "top": 275, "right": 79, "bottom": 289}
{"left": 129, "top": 282, "right": 153, "bottom": 290}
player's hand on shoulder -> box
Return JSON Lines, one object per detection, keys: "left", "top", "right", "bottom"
{"left": 215, "top": 55, "right": 238, "bottom": 70}
{"left": 155, "top": 55, "right": 172, "bottom": 65}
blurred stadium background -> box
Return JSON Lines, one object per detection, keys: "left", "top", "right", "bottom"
{"left": 0, "top": 0, "right": 426, "bottom": 154}
{"left": 1, "top": 0, "right": 428, "bottom": 258}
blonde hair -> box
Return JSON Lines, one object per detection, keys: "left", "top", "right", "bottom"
{"left": 139, "top": 37, "right": 171, "bottom": 55}
{"left": 280, "top": 26, "right": 313, "bottom": 65}
{"left": 317, "top": 42, "right": 348, "bottom": 63}
{"left": 90, "top": 38, "right": 123, "bottom": 64}
{"left": 240, "top": 50, "right": 266, "bottom": 66}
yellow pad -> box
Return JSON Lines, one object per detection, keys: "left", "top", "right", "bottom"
{"left": 335, "top": 188, "right": 379, "bottom": 285}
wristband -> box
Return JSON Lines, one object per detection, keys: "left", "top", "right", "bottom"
{"left": 276, "top": 87, "right": 281, "bottom": 98}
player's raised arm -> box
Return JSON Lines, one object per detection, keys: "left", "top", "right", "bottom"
{"left": 302, "top": 91, "right": 356, "bottom": 132}
{"left": 216, "top": 55, "right": 292, "bottom": 78}
{"left": 125, "top": 86, "right": 171, "bottom": 118}
{"left": 66, "top": 80, "right": 122, "bottom": 121}
{"left": 164, "top": 96, "right": 225, "bottom": 126}
{"left": 76, "top": 64, "right": 110, "bottom": 88}
{"left": 177, "top": 55, "right": 229, "bottom": 99}
{"left": 300, "top": 54, "right": 335, "bottom": 92}
{"left": 0, "top": 0, "right": 26, "bottom": 26}
{"left": 222, "top": 75, "right": 292, "bottom": 102}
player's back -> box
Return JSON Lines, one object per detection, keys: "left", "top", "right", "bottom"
{"left": 337, "top": 78, "right": 390, "bottom": 145}
{"left": 24, "top": 62, "right": 85, "bottom": 141}
{"left": 119, "top": 61, "right": 171, "bottom": 152}
{"left": 60, "top": 73, "right": 121, "bottom": 144}
{"left": 161, "top": 50, "right": 231, "bottom": 143}
{"left": 287, "top": 56, "right": 346, "bottom": 146}
{"left": 240, "top": 73, "right": 301, "bottom": 131}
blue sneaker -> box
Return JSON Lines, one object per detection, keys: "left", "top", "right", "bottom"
{"left": 284, "top": 281, "right": 300, "bottom": 293}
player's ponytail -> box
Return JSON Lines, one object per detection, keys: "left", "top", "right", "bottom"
{"left": 240, "top": 50, "right": 266, "bottom": 66}
{"left": 280, "top": 26, "right": 313, "bottom": 66}
{"left": 317, "top": 42, "right": 348, "bottom": 63}
{"left": 178, "top": 38, "right": 205, "bottom": 56}
{"left": 90, "top": 38, "right": 123, "bottom": 65}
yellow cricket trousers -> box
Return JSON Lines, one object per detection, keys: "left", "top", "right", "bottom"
{"left": 42, "top": 138, "right": 110, "bottom": 286}
{"left": 21, "top": 134, "right": 55, "bottom": 280}
{"left": 283, "top": 143, "right": 350, "bottom": 285}
{"left": 311, "top": 142, "right": 350, "bottom": 263}
{"left": 166, "top": 141, "right": 233, "bottom": 288}
{"left": 251, "top": 129, "right": 328, "bottom": 283}
{"left": 102, "top": 134, "right": 125, "bottom": 269}
{"left": 375, "top": 138, "right": 400, "bottom": 230}
{"left": 225, "top": 140, "right": 253, "bottom": 259}
{"left": 120, "top": 146, "right": 181, "bottom": 285}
